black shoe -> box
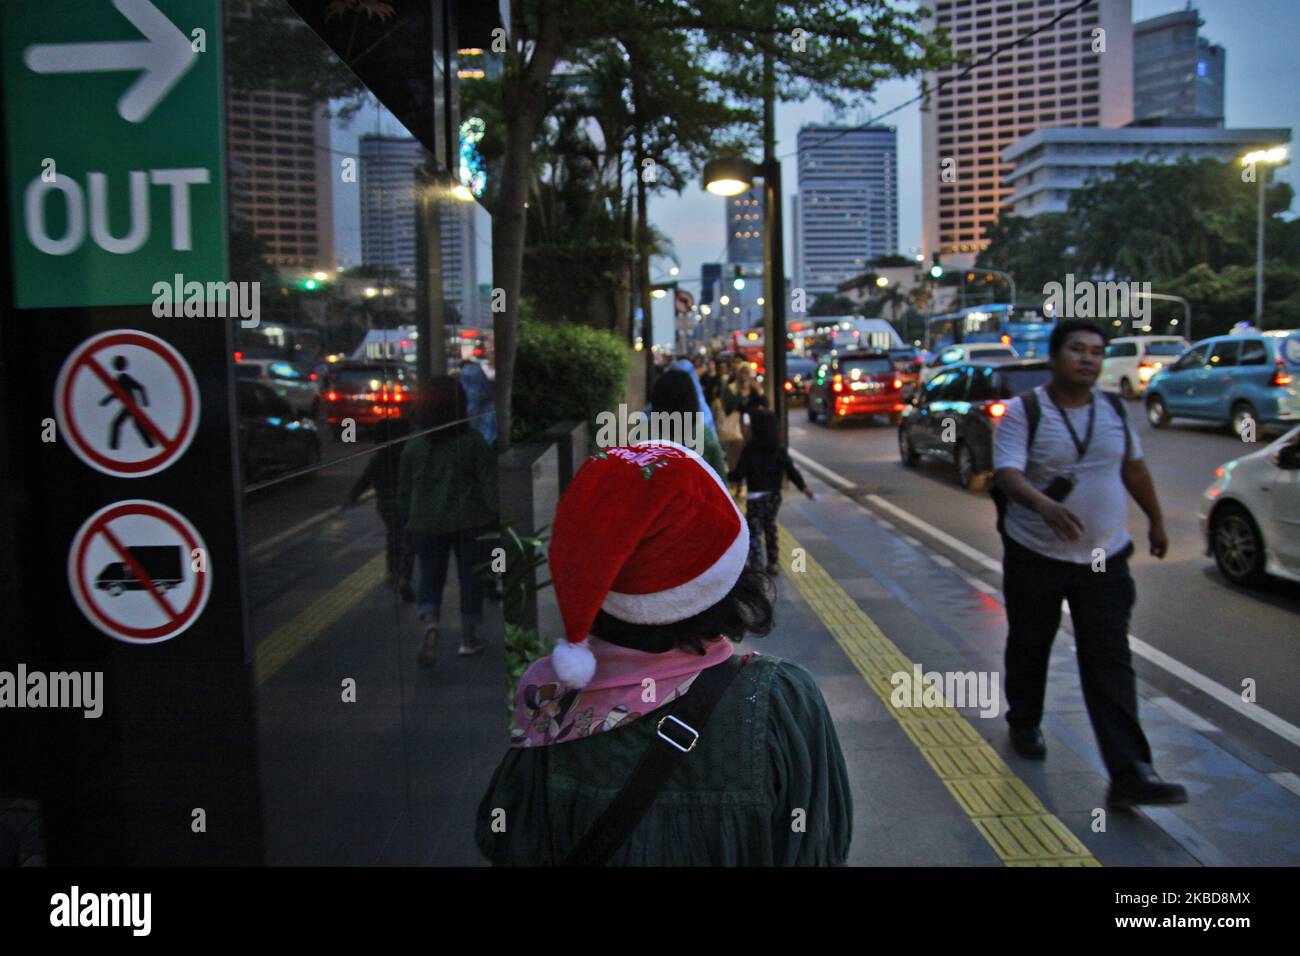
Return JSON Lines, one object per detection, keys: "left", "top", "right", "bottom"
{"left": 1107, "top": 763, "right": 1188, "bottom": 809}
{"left": 1009, "top": 726, "right": 1047, "bottom": 760}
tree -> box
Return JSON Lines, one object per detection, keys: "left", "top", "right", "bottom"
{"left": 488, "top": 0, "right": 953, "bottom": 450}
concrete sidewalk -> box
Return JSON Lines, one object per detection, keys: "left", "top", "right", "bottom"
{"left": 769, "top": 472, "right": 1300, "bottom": 866}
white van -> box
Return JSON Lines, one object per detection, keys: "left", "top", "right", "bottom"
{"left": 1100, "top": 335, "right": 1188, "bottom": 399}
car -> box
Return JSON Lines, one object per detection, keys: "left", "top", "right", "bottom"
{"left": 236, "top": 380, "right": 322, "bottom": 484}
{"left": 806, "top": 351, "right": 906, "bottom": 427}
{"left": 898, "top": 359, "right": 1053, "bottom": 488}
{"left": 783, "top": 357, "right": 818, "bottom": 404}
{"left": 889, "top": 347, "right": 925, "bottom": 397}
{"left": 1144, "top": 331, "right": 1300, "bottom": 437}
{"left": 1199, "top": 425, "right": 1300, "bottom": 586}
{"left": 918, "top": 342, "right": 1019, "bottom": 386}
{"left": 1099, "top": 335, "right": 1188, "bottom": 399}
{"left": 235, "top": 358, "right": 321, "bottom": 418}
{"left": 322, "top": 362, "right": 413, "bottom": 436}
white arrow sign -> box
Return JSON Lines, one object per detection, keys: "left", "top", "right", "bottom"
{"left": 23, "top": 0, "right": 197, "bottom": 123}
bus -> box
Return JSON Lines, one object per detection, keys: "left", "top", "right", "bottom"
{"left": 732, "top": 328, "right": 766, "bottom": 371}
{"left": 927, "top": 304, "right": 1055, "bottom": 358}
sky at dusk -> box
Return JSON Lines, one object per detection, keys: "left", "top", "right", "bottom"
{"left": 330, "top": 1, "right": 1299, "bottom": 345}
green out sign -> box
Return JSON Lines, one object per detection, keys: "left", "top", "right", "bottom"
{"left": 2, "top": 0, "right": 226, "bottom": 309}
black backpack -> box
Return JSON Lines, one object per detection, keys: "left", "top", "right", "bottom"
{"left": 991, "top": 388, "right": 1130, "bottom": 537}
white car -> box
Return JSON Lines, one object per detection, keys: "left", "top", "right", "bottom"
{"left": 235, "top": 359, "right": 321, "bottom": 418}
{"left": 1199, "top": 425, "right": 1300, "bottom": 586}
{"left": 918, "top": 342, "right": 1019, "bottom": 385}
{"left": 1100, "top": 335, "right": 1188, "bottom": 399}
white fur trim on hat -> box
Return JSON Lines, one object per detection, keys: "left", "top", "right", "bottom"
{"left": 552, "top": 638, "right": 597, "bottom": 688}
{"left": 600, "top": 439, "right": 750, "bottom": 625}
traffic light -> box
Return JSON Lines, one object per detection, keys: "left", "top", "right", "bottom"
{"left": 929, "top": 252, "right": 944, "bottom": 280}
{"left": 733, "top": 265, "right": 745, "bottom": 291}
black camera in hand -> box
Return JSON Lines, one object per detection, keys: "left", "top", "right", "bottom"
{"left": 1041, "top": 474, "right": 1076, "bottom": 503}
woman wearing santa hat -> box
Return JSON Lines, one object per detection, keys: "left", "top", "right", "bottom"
{"left": 476, "top": 440, "right": 851, "bottom": 866}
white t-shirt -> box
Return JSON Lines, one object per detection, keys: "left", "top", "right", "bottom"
{"left": 993, "top": 386, "right": 1142, "bottom": 564}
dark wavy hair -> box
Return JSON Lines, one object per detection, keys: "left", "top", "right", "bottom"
{"left": 649, "top": 368, "right": 700, "bottom": 417}
{"left": 589, "top": 562, "right": 775, "bottom": 655}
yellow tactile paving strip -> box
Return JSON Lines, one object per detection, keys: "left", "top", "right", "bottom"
{"left": 778, "top": 523, "right": 1100, "bottom": 867}
{"left": 254, "top": 553, "right": 388, "bottom": 686}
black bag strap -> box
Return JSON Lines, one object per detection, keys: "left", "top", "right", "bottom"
{"left": 560, "top": 654, "right": 747, "bottom": 867}
{"left": 1022, "top": 388, "right": 1041, "bottom": 453}
{"left": 1101, "top": 390, "right": 1132, "bottom": 461}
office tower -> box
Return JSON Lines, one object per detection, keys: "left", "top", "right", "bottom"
{"left": 359, "top": 134, "right": 424, "bottom": 280}
{"left": 226, "top": 88, "right": 335, "bottom": 271}
{"left": 1003, "top": 125, "right": 1288, "bottom": 217}
{"left": 795, "top": 124, "right": 898, "bottom": 297}
{"left": 1133, "top": 9, "right": 1225, "bottom": 125}
{"left": 921, "top": 0, "right": 1133, "bottom": 268}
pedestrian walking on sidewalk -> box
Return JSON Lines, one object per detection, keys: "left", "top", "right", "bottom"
{"left": 992, "top": 319, "right": 1186, "bottom": 809}
{"left": 650, "top": 365, "right": 728, "bottom": 481}
{"left": 346, "top": 417, "right": 414, "bottom": 601}
{"left": 729, "top": 408, "right": 814, "bottom": 576}
{"left": 457, "top": 359, "right": 497, "bottom": 447}
{"left": 398, "top": 377, "right": 499, "bottom": 667}
{"left": 475, "top": 440, "right": 851, "bottom": 866}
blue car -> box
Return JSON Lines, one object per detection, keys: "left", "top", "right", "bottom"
{"left": 1145, "top": 331, "right": 1300, "bottom": 436}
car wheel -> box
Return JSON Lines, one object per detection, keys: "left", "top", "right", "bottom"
{"left": 1120, "top": 377, "right": 1135, "bottom": 400}
{"left": 1230, "top": 402, "right": 1257, "bottom": 438}
{"left": 1146, "top": 395, "right": 1169, "bottom": 429}
{"left": 899, "top": 428, "right": 919, "bottom": 466}
{"left": 1211, "top": 503, "right": 1267, "bottom": 586}
{"left": 955, "top": 441, "right": 976, "bottom": 489}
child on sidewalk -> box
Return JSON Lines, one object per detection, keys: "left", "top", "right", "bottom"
{"left": 728, "top": 408, "right": 814, "bottom": 575}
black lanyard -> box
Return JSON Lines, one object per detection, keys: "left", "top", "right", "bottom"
{"left": 1046, "top": 388, "right": 1096, "bottom": 462}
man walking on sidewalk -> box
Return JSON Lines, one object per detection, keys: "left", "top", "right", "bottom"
{"left": 993, "top": 318, "right": 1187, "bottom": 809}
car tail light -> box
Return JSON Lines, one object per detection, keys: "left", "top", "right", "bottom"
{"left": 832, "top": 374, "right": 843, "bottom": 394}
{"left": 326, "top": 390, "right": 338, "bottom": 402}
{"left": 1214, "top": 465, "right": 1224, "bottom": 478}
{"left": 1138, "top": 359, "right": 1158, "bottom": 370}
{"left": 892, "top": 378, "right": 902, "bottom": 390}
{"left": 986, "top": 402, "right": 1007, "bottom": 418}
{"left": 233, "top": 351, "right": 243, "bottom": 362}
{"left": 1271, "top": 358, "right": 1293, "bottom": 387}
{"left": 1000, "top": 334, "right": 1011, "bottom": 346}
{"left": 309, "top": 372, "right": 318, "bottom": 381}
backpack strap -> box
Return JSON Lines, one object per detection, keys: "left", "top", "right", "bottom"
{"left": 1022, "top": 388, "right": 1041, "bottom": 454}
{"left": 1101, "top": 390, "right": 1132, "bottom": 462}
{"left": 559, "top": 654, "right": 748, "bottom": 867}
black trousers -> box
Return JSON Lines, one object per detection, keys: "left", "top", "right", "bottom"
{"left": 746, "top": 491, "right": 782, "bottom": 567}
{"left": 1002, "top": 534, "right": 1152, "bottom": 777}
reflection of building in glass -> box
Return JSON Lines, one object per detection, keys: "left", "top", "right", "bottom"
{"left": 359, "top": 133, "right": 490, "bottom": 325}
{"left": 359, "top": 134, "right": 422, "bottom": 282}
{"left": 1133, "top": 9, "right": 1225, "bottom": 126}
{"left": 921, "top": 0, "right": 1134, "bottom": 268}
{"left": 795, "top": 125, "right": 897, "bottom": 297}
{"left": 226, "top": 89, "right": 335, "bottom": 271}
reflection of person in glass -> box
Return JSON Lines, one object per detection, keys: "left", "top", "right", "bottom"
{"left": 347, "top": 417, "right": 414, "bottom": 601}
{"left": 398, "top": 377, "right": 498, "bottom": 667}
{"left": 99, "top": 355, "right": 154, "bottom": 450}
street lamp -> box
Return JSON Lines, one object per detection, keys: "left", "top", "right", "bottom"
{"left": 703, "top": 156, "right": 789, "bottom": 440}
{"left": 875, "top": 276, "right": 889, "bottom": 288}
{"left": 1240, "top": 146, "right": 1289, "bottom": 328}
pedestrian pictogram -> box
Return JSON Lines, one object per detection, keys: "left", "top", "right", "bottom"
{"left": 68, "top": 499, "right": 210, "bottom": 643}
{"left": 55, "top": 329, "right": 199, "bottom": 477}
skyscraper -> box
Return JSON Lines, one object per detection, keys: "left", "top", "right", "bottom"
{"left": 795, "top": 125, "right": 898, "bottom": 298}
{"left": 226, "top": 88, "right": 335, "bottom": 271}
{"left": 921, "top": 0, "right": 1133, "bottom": 268}
{"left": 1133, "top": 9, "right": 1225, "bottom": 125}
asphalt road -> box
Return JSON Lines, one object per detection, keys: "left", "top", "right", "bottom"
{"left": 788, "top": 400, "right": 1300, "bottom": 774}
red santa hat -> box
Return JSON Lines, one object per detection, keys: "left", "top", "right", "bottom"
{"left": 547, "top": 440, "right": 749, "bottom": 688}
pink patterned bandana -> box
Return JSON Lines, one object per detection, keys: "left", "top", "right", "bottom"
{"left": 510, "top": 636, "right": 736, "bottom": 747}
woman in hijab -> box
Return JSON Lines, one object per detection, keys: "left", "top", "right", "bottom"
{"left": 649, "top": 367, "right": 729, "bottom": 482}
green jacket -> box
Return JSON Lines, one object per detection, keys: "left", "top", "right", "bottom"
{"left": 397, "top": 428, "right": 498, "bottom": 534}
{"left": 475, "top": 654, "right": 852, "bottom": 866}
{"left": 700, "top": 425, "right": 729, "bottom": 483}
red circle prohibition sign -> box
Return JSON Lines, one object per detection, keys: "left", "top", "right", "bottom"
{"left": 56, "top": 330, "right": 199, "bottom": 477}
{"left": 69, "top": 500, "right": 211, "bottom": 643}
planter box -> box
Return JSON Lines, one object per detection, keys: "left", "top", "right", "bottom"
{"left": 497, "top": 441, "right": 560, "bottom": 635}
{"left": 542, "top": 420, "right": 589, "bottom": 492}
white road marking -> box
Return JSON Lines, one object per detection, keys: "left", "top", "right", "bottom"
{"left": 930, "top": 553, "right": 956, "bottom": 568}
{"left": 1269, "top": 772, "right": 1300, "bottom": 798}
{"left": 789, "top": 448, "right": 857, "bottom": 491}
{"left": 790, "top": 447, "right": 1300, "bottom": 752}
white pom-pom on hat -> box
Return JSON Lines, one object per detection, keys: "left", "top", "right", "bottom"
{"left": 552, "top": 639, "right": 597, "bottom": 689}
